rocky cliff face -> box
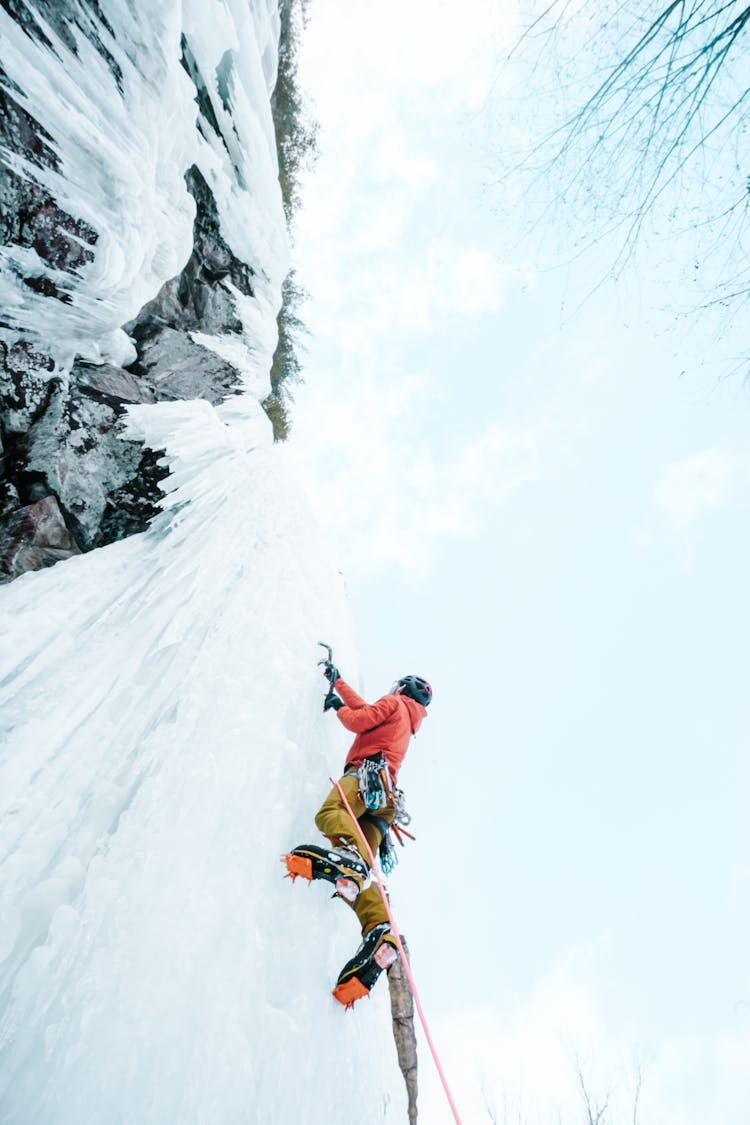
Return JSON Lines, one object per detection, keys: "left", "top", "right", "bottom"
{"left": 0, "top": 0, "right": 288, "bottom": 581}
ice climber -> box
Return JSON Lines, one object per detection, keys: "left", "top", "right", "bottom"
{"left": 283, "top": 658, "right": 431, "bottom": 1008}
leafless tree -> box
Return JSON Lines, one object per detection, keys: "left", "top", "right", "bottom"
{"left": 482, "top": 1056, "right": 643, "bottom": 1124}
{"left": 509, "top": 2, "right": 750, "bottom": 342}
{"left": 630, "top": 1062, "right": 643, "bottom": 1125}
{"left": 576, "top": 1056, "right": 611, "bottom": 1125}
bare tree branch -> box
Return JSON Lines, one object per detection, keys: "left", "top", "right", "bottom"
{"left": 576, "top": 1055, "right": 610, "bottom": 1125}
{"left": 508, "top": 0, "right": 750, "bottom": 336}
{"left": 632, "top": 1062, "right": 643, "bottom": 1125}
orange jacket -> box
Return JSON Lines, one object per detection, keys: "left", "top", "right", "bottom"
{"left": 334, "top": 678, "right": 426, "bottom": 781}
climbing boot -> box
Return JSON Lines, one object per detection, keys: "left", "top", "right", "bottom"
{"left": 282, "top": 843, "right": 367, "bottom": 903}
{"left": 332, "top": 922, "right": 399, "bottom": 1008}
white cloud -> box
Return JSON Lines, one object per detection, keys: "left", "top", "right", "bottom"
{"left": 299, "top": 231, "right": 518, "bottom": 349}
{"left": 293, "top": 0, "right": 524, "bottom": 342}
{"left": 289, "top": 0, "right": 537, "bottom": 586}
{"left": 451, "top": 245, "right": 515, "bottom": 319}
{"left": 375, "top": 240, "right": 515, "bottom": 331}
{"left": 372, "top": 131, "right": 439, "bottom": 191}
{"left": 420, "top": 946, "right": 637, "bottom": 1124}
{"left": 301, "top": 0, "right": 519, "bottom": 121}
{"left": 653, "top": 450, "right": 746, "bottom": 528}
{"left": 292, "top": 369, "right": 547, "bottom": 582}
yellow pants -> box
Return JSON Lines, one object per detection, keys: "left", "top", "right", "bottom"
{"left": 314, "top": 773, "right": 394, "bottom": 935}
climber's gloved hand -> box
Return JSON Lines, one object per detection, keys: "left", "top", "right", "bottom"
{"left": 324, "top": 691, "right": 343, "bottom": 712}
{"left": 322, "top": 661, "right": 340, "bottom": 685}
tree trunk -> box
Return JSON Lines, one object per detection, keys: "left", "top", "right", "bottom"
{"left": 388, "top": 935, "right": 418, "bottom": 1123}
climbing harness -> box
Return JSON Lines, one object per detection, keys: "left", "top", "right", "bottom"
{"left": 357, "top": 758, "right": 413, "bottom": 819}
{"left": 355, "top": 757, "right": 415, "bottom": 872}
{"left": 357, "top": 756, "right": 390, "bottom": 810}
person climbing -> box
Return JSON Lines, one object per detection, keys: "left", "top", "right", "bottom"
{"left": 283, "top": 652, "right": 432, "bottom": 1008}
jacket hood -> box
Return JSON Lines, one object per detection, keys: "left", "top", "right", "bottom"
{"left": 400, "top": 694, "right": 426, "bottom": 734}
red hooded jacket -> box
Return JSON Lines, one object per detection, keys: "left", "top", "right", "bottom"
{"left": 333, "top": 678, "right": 426, "bottom": 782}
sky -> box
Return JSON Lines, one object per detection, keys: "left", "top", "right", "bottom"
{"left": 286, "top": 2, "right": 750, "bottom": 1121}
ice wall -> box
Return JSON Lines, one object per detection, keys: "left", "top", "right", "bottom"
{"left": 0, "top": 400, "right": 406, "bottom": 1123}
{"left": 0, "top": 2, "right": 408, "bottom": 1121}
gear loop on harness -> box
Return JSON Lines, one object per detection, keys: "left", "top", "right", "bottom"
{"left": 393, "top": 786, "right": 411, "bottom": 827}
{"left": 357, "top": 755, "right": 392, "bottom": 810}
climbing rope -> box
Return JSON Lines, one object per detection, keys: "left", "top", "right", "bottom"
{"left": 331, "top": 777, "right": 464, "bottom": 1125}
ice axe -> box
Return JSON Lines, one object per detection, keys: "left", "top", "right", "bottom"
{"left": 317, "top": 641, "right": 339, "bottom": 709}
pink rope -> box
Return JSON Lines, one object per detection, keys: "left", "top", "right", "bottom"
{"left": 331, "top": 777, "right": 464, "bottom": 1125}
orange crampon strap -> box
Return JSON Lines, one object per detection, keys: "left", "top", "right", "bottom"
{"left": 332, "top": 977, "right": 369, "bottom": 1010}
{"left": 281, "top": 853, "right": 313, "bottom": 881}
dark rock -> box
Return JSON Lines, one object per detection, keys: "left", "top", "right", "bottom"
{"left": 118, "top": 166, "right": 258, "bottom": 409}
{"left": 21, "top": 192, "right": 97, "bottom": 273}
{"left": 186, "top": 165, "right": 254, "bottom": 300}
{"left": 0, "top": 494, "right": 80, "bottom": 581}
{"left": 125, "top": 165, "right": 255, "bottom": 346}
{"left": 73, "top": 361, "right": 157, "bottom": 408}
{"left": 0, "top": 65, "right": 59, "bottom": 170}
{"left": 98, "top": 447, "right": 170, "bottom": 546}
{"left": 0, "top": 481, "right": 21, "bottom": 516}
{"left": 21, "top": 384, "right": 147, "bottom": 550}
{"left": 180, "top": 37, "right": 225, "bottom": 148}
{"left": 1, "top": 166, "right": 98, "bottom": 275}
{"left": 0, "top": 159, "right": 254, "bottom": 575}
{"left": 22, "top": 274, "right": 73, "bottom": 302}
{"left": 0, "top": 80, "right": 98, "bottom": 274}
{"left": 130, "top": 328, "right": 241, "bottom": 405}
{"left": 0, "top": 339, "right": 56, "bottom": 433}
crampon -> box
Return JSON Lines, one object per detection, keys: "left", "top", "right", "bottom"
{"left": 282, "top": 843, "right": 366, "bottom": 903}
{"left": 332, "top": 922, "right": 399, "bottom": 1009}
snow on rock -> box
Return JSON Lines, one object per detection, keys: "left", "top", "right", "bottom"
{"left": 1, "top": 0, "right": 288, "bottom": 577}
{"left": 0, "top": 1, "right": 198, "bottom": 361}
{"left": 0, "top": 397, "right": 407, "bottom": 1123}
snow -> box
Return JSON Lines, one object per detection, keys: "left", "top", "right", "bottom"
{"left": 0, "top": 2, "right": 408, "bottom": 1121}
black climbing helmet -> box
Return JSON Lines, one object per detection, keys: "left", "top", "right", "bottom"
{"left": 394, "top": 675, "right": 432, "bottom": 707}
